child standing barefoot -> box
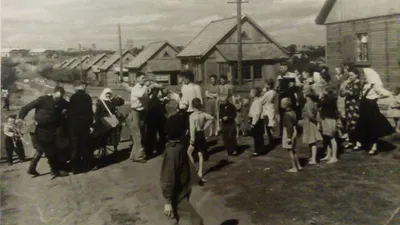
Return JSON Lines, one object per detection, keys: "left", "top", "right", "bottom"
{"left": 3, "top": 115, "right": 26, "bottom": 166}
{"left": 281, "top": 98, "right": 302, "bottom": 172}
{"left": 387, "top": 87, "right": 400, "bottom": 132}
{"left": 188, "top": 98, "right": 214, "bottom": 183}
{"left": 318, "top": 86, "right": 339, "bottom": 163}
{"left": 302, "top": 89, "right": 323, "bottom": 165}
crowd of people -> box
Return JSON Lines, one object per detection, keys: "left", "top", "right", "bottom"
{"left": 3, "top": 62, "right": 400, "bottom": 225}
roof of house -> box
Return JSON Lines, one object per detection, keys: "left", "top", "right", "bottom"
{"left": 177, "top": 14, "right": 287, "bottom": 58}
{"left": 67, "top": 55, "right": 90, "bottom": 69}
{"left": 216, "top": 43, "right": 288, "bottom": 62}
{"left": 146, "top": 59, "right": 181, "bottom": 72}
{"left": 126, "top": 41, "right": 178, "bottom": 69}
{"left": 29, "top": 48, "right": 47, "bottom": 53}
{"left": 53, "top": 60, "right": 69, "bottom": 69}
{"left": 315, "top": 0, "right": 400, "bottom": 25}
{"left": 83, "top": 53, "right": 108, "bottom": 70}
{"left": 60, "top": 58, "right": 78, "bottom": 68}
{"left": 99, "top": 50, "right": 133, "bottom": 71}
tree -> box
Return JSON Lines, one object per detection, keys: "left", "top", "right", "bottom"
{"left": 1, "top": 57, "right": 18, "bottom": 88}
{"left": 285, "top": 44, "right": 298, "bottom": 57}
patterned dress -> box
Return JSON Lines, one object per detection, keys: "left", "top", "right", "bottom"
{"left": 342, "top": 79, "right": 362, "bottom": 132}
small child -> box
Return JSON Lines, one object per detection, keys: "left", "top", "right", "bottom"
{"left": 3, "top": 115, "right": 26, "bottom": 165}
{"left": 387, "top": 87, "right": 400, "bottom": 132}
{"left": 302, "top": 89, "right": 323, "bottom": 165}
{"left": 188, "top": 98, "right": 214, "bottom": 183}
{"left": 261, "top": 78, "right": 277, "bottom": 146}
{"left": 248, "top": 87, "right": 265, "bottom": 157}
{"left": 219, "top": 95, "right": 237, "bottom": 156}
{"left": 281, "top": 98, "right": 302, "bottom": 172}
{"left": 318, "top": 85, "right": 339, "bottom": 164}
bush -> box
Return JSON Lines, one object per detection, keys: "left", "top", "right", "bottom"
{"left": 1, "top": 57, "right": 18, "bottom": 88}
{"left": 38, "top": 66, "right": 81, "bottom": 84}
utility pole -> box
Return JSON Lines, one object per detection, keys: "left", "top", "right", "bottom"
{"left": 118, "top": 24, "right": 123, "bottom": 83}
{"left": 228, "top": 0, "right": 248, "bottom": 85}
{"left": 78, "top": 43, "right": 84, "bottom": 81}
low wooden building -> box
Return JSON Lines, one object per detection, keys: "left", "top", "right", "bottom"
{"left": 177, "top": 15, "right": 288, "bottom": 86}
{"left": 316, "top": 0, "right": 400, "bottom": 86}
{"left": 60, "top": 58, "right": 78, "bottom": 69}
{"left": 53, "top": 59, "right": 69, "bottom": 69}
{"left": 126, "top": 41, "right": 181, "bottom": 85}
{"left": 98, "top": 50, "right": 134, "bottom": 87}
{"left": 67, "top": 55, "right": 90, "bottom": 70}
{"left": 83, "top": 53, "right": 109, "bottom": 82}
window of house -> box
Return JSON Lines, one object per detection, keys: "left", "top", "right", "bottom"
{"left": 356, "top": 33, "right": 369, "bottom": 62}
{"left": 241, "top": 31, "right": 250, "bottom": 40}
{"left": 163, "top": 52, "right": 170, "bottom": 57}
{"left": 125, "top": 57, "right": 130, "bottom": 61}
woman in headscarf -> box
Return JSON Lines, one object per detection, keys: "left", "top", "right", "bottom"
{"left": 354, "top": 70, "right": 394, "bottom": 155}
{"left": 92, "top": 88, "right": 125, "bottom": 154}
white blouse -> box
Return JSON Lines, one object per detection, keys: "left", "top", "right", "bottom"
{"left": 362, "top": 83, "right": 391, "bottom": 100}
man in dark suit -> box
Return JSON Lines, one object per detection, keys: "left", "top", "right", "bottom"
{"left": 19, "top": 86, "right": 69, "bottom": 178}
{"left": 68, "top": 80, "right": 94, "bottom": 174}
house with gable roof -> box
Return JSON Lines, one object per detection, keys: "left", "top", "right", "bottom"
{"left": 177, "top": 14, "right": 288, "bottom": 86}
{"left": 315, "top": 0, "right": 400, "bottom": 86}
{"left": 60, "top": 58, "right": 78, "bottom": 69}
{"left": 83, "top": 53, "right": 109, "bottom": 82}
{"left": 98, "top": 50, "right": 134, "bottom": 87}
{"left": 67, "top": 55, "right": 91, "bottom": 70}
{"left": 126, "top": 41, "right": 181, "bottom": 85}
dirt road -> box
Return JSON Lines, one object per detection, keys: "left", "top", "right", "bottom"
{"left": 0, "top": 83, "right": 254, "bottom": 225}
{"left": 1, "top": 83, "right": 400, "bottom": 225}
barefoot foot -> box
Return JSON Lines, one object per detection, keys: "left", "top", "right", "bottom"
{"left": 327, "top": 158, "right": 338, "bottom": 164}
{"left": 286, "top": 168, "right": 298, "bottom": 173}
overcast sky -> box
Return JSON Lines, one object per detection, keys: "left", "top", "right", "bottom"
{"left": 1, "top": 0, "right": 326, "bottom": 50}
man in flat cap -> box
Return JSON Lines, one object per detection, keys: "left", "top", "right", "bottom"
{"left": 68, "top": 80, "right": 94, "bottom": 174}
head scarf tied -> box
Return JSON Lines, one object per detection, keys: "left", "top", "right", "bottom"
{"left": 99, "top": 88, "right": 112, "bottom": 101}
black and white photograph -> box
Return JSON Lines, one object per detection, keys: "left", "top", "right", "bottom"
{"left": 1, "top": 0, "right": 400, "bottom": 224}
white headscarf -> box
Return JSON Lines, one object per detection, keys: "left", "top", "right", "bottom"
{"left": 363, "top": 68, "right": 383, "bottom": 86}
{"left": 99, "top": 88, "right": 112, "bottom": 101}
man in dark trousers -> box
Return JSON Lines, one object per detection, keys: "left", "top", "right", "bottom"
{"left": 219, "top": 95, "right": 237, "bottom": 156}
{"left": 68, "top": 80, "right": 94, "bottom": 174}
{"left": 160, "top": 111, "right": 203, "bottom": 225}
{"left": 19, "top": 86, "right": 69, "bottom": 178}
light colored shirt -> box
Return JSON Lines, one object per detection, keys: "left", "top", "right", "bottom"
{"left": 129, "top": 83, "right": 149, "bottom": 111}
{"left": 363, "top": 83, "right": 391, "bottom": 100}
{"left": 189, "top": 111, "right": 214, "bottom": 144}
{"left": 261, "top": 89, "right": 277, "bottom": 117}
{"left": 248, "top": 97, "right": 263, "bottom": 125}
{"left": 181, "top": 83, "right": 202, "bottom": 112}
{"left": 3, "top": 122, "right": 17, "bottom": 137}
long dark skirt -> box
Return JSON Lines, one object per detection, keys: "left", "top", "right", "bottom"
{"left": 355, "top": 98, "right": 394, "bottom": 147}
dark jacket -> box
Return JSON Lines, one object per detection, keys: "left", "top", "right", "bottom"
{"left": 68, "top": 90, "right": 93, "bottom": 130}
{"left": 160, "top": 141, "right": 195, "bottom": 205}
{"left": 318, "top": 94, "right": 338, "bottom": 119}
{"left": 219, "top": 102, "right": 236, "bottom": 125}
{"left": 94, "top": 97, "right": 125, "bottom": 122}
{"left": 19, "top": 95, "right": 69, "bottom": 126}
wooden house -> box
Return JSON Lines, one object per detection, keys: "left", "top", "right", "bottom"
{"left": 53, "top": 59, "right": 69, "bottom": 69}
{"left": 316, "top": 0, "right": 400, "bottom": 85}
{"left": 98, "top": 50, "right": 134, "bottom": 87}
{"left": 126, "top": 41, "right": 181, "bottom": 85}
{"left": 67, "top": 55, "right": 90, "bottom": 70}
{"left": 60, "top": 58, "right": 78, "bottom": 69}
{"left": 83, "top": 53, "right": 109, "bottom": 82}
{"left": 177, "top": 15, "right": 288, "bottom": 86}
